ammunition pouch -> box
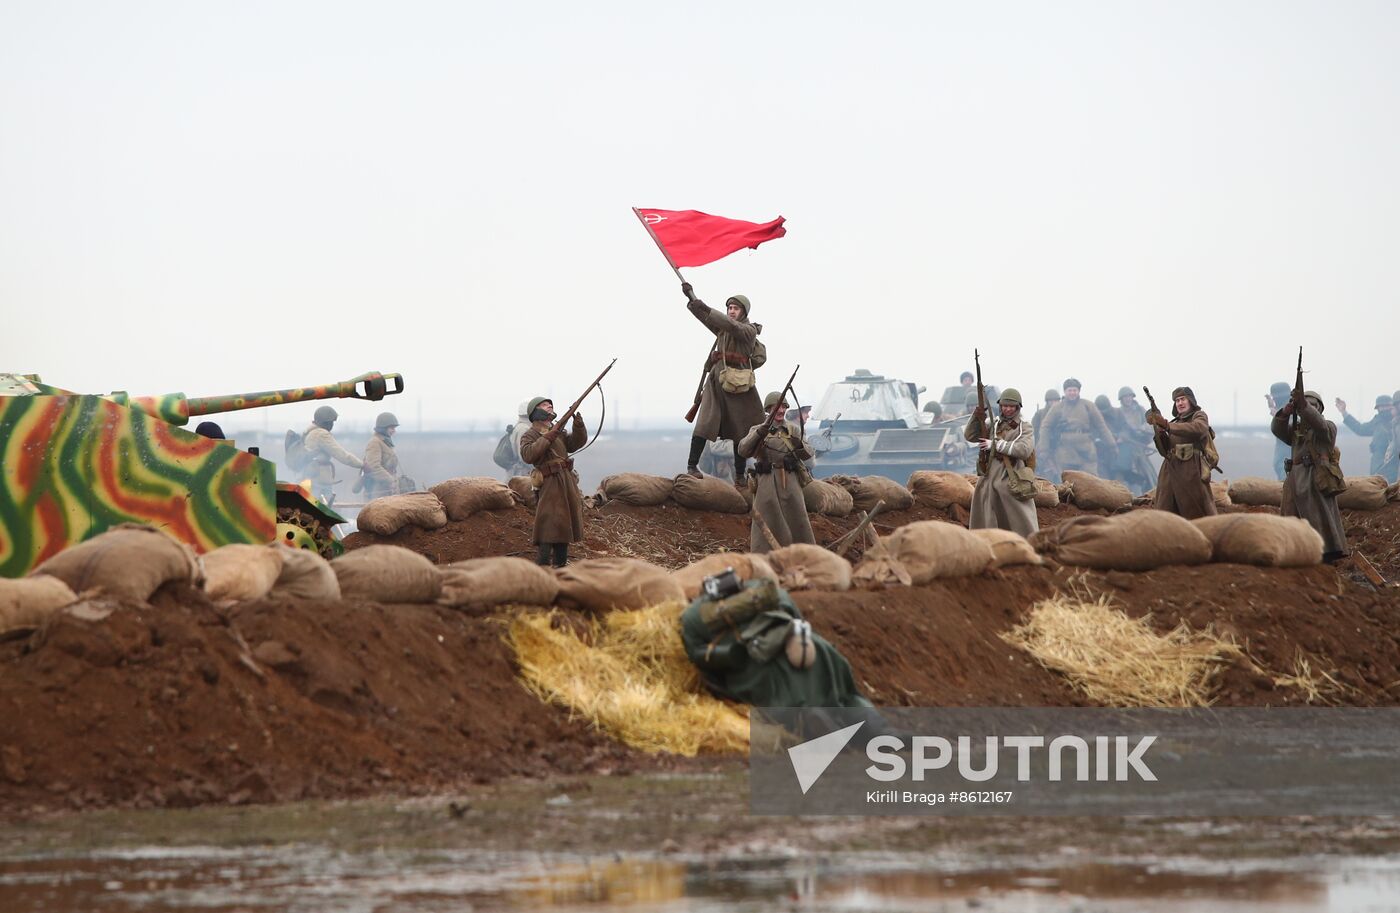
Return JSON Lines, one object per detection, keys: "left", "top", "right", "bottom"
{"left": 738, "top": 610, "right": 800, "bottom": 663}
{"left": 719, "top": 365, "right": 755, "bottom": 395}
{"left": 1005, "top": 463, "right": 1038, "bottom": 502}
{"left": 1170, "top": 443, "right": 1199, "bottom": 462}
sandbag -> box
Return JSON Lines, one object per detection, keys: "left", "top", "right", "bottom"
{"left": 765, "top": 543, "right": 853, "bottom": 592}
{"left": 1211, "top": 481, "right": 1232, "bottom": 508}
{"left": 599, "top": 473, "right": 674, "bottom": 507}
{"left": 508, "top": 476, "right": 537, "bottom": 509}
{"left": 1228, "top": 477, "right": 1284, "bottom": 508}
{"left": 1060, "top": 470, "right": 1132, "bottom": 511}
{"left": 802, "top": 479, "right": 854, "bottom": 517}
{"left": 671, "top": 552, "right": 778, "bottom": 601}
{"left": 1030, "top": 511, "right": 1212, "bottom": 571}
{"left": 35, "top": 525, "right": 203, "bottom": 603}
{"left": 438, "top": 557, "right": 560, "bottom": 609}
{"left": 1339, "top": 475, "right": 1389, "bottom": 511}
{"left": 1033, "top": 477, "right": 1060, "bottom": 508}
{"left": 430, "top": 477, "right": 520, "bottom": 521}
{"left": 356, "top": 492, "right": 449, "bottom": 536}
{"left": 880, "top": 521, "right": 995, "bottom": 583}
{"left": 332, "top": 545, "right": 442, "bottom": 604}
{"left": 830, "top": 475, "right": 915, "bottom": 512}
{"left": 271, "top": 547, "right": 341, "bottom": 600}
{"left": 554, "top": 557, "right": 686, "bottom": 612}
{"left": 1191, "top": 514, "right": 1322, "bottom": 567}
{"left": 908, "top": 471, "right": 974, "bottom": 510}
{"left": 203, "top": 544, "right": 285, "bottom": 603}
{"left": 968, "top": 528, "right": 1044, "bottom": 568}
{"left": 670, "top": 474, "right": 749, "bottom": 514}
{"left": 0, "top": 575, "right": 77, "bottom": 637}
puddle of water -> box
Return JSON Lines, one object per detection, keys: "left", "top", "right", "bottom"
{"left": 7, "top": 851, "right": 1400, "bottom": 912}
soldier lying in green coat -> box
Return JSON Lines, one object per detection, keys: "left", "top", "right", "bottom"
{"left": 680, "top": 576, "right": 870, "bottom": 710}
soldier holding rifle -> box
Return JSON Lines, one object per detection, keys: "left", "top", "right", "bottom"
{"left": 1271, "top": 350, "right": 1349, "bottom": 563}
{"left": 681, "top": 281, "right": 766, "bottom": 485}
{"left": 738, "top": 370, "right": 814, "bottom": 554}
{"left": 520, "top": 360, "right": 615, "bottom": 568}
{"left": 963, "top": 352, "right": 1038, "bottom": 536}
{"left": 1145, "top": 385, "right": 1218, "bottom": 520}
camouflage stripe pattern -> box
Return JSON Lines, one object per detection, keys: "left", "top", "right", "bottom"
{"left": 0, "top": 394, "right": 276, "bottom": 577}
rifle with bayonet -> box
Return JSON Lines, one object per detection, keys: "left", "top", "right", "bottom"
{"left": 764, "top": 364, "right": 801, "bottom": 432}
{"left": 974, "top": 349, "right": 990, "bottom": 474}
{"left": 1290, "top": 346, "right": 1304, "bottom": 434}
{"left": 548, "top": 358, "right": 617, "bottom": 438}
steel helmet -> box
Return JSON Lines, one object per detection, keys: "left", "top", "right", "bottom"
{"left": 998, "top": 388, "right": 1023, "bottom": 407}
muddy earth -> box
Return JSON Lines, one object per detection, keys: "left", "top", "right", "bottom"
{"left": 4, "top": 500, "right": 1400, "bottom": 910}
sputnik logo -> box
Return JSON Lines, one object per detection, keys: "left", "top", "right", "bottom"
{"left": 787, "top": 722, "right": 864, "bottom": 795}
{"left": 642, "top": 213, "right": 666, "bottom": 224}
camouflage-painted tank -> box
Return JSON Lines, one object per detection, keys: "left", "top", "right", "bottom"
{"left": 0, "top": 371, "right": 404, "bottom": 577}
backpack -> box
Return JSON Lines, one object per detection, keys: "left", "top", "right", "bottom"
{"left": 284, "top": 430, "right": 310, "bottom": 472}
{"left": 492, "top": 425, "right": 519, "bottom": 471}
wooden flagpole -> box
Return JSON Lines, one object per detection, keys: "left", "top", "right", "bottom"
{"left": 632, "top": 207, "right": 686, "bottom": 284}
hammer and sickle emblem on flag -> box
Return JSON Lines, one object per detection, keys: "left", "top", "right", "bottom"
{"left": 643, "top": 213, "right": 666, "bottom": 224}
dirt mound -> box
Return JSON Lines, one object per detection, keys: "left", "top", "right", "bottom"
{"left": 0, "top": 585, "right": 666, "bottom": 815}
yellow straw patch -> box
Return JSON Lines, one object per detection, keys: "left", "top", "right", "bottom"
{"left": 1001, "top": 592, "right": 1242, "bottom": 707}
{"left": 505, "top": 601, "right": 750, "bottom": 756}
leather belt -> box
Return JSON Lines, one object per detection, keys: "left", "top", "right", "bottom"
{"left": 540, "top": 458, "right": 575, "bottom": 477}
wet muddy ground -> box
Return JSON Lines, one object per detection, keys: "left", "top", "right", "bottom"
{"left": 7, "top": 769, "right": 1400, "bottom": 911}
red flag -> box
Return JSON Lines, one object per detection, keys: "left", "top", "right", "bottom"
{"left": 634, "top": 208, "right": 786, "bottom": 268}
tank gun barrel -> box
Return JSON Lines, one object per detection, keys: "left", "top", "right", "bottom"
{"left": 112, "top": 372, "right": 405, "bottom": 426}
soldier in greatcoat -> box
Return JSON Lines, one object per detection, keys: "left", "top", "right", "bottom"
{"left": 1148, "top": 386, "right": 1218, "bottom": 520}
{"left": 519, "top": 396, "right": 588, "bottom": 567}
{"left": 738, "top": 391, "right": 815, "bottom": 554}
{"left": 682, "top": 281, "right": 766, "bottom": 485}
{"left": 1273, "top": 390, "right": 1349, "bottom": 562}
{"left": 964, "top": 388, "right": 1039, "bottom": 536}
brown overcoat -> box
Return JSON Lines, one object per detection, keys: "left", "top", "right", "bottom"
{"left": 1151, "top": 408, "right": 1218, "bottom": 519}
{"left": 1040, "top": 398, "right": 1116, "bottom": 473}
{"left": 361, "top": 432, "right": 401, "bottom": 500}
{"left": 963, "top": 412, "right": 1039, "bottom": 536}
{"left": 520, "top": 416, "right": 588, "bottom": 545}
{"left": 688, "top": 299, "right": 766, "bottom": 442}
{"left": 1272, "top": 403, "right": 1348, "bottom": 556}
{"left": 738, "top": 419, "right": 815, "bottom": 554}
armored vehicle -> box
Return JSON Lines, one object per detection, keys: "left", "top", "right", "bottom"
{"left": 0, "top": 371, "right": 403, "bottom": 577}
{"left": 808, "top": 369, "right": 992, "bottom": 484}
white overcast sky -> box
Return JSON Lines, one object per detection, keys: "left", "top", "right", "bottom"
{"left": 2, "top": 1, "right": 1397, "bottom": 431}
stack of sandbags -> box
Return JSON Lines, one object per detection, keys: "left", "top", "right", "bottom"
{"left": 670, "top": 474, "right": 749, "bottom": 514}
{"left": 430, "top": 477, "right": 521, "bottom": 521}
{"left": 203, "top": 544, "right": 286, "bottom": 603}
{"left": 1030, "top": 511, "right": 1212, "bottom": 571}
{"left": 272, "top": 548, "right": 341, "bottom": 600}
{"left": 1228, "top": 477, "right": 1284, "bottom": 508}
{"left": 508, "top": 476, "right": 536, "bottom": 508}
{"left": 554, "top": 557, "right": 686, "bottom": 612}
{"left": 598, "top": 473, "right": 674, "bottom": 507}
{"left": 332, "top": 545, "right": 442, "bottom": 603}
{"left": 1211, "top": 481, "right": 1232, "bottom": 508}
{"left": 802, "top": 478, "right": 854, "bottom": 517}
{"left": 829, "top": 475, "right": 914, "bottom": 512}
{"left": 0, "top": 575, "right": 78, "bottom": 637}
{"left": 1033, "top": 477, "right": 1060, "bottom": 508}
{"left": 854, "top": 521, "right": 994, "bottom": 586}
{"left": 764, "top": 543, "right": 852, "bottom": 592}
{"left": 35, "top": 525, "right": 204, "bottom": 603}
{"left": 969, "top": 528, "right": 1044, "bottom": 568}
{"left": 1060, "top": 470, "right": 1132, "bottom": 511}
{"left": 671, "top": 552, "right": 777, "bottom": 600}
{"left": 356, "top": 492, "right": 449, "bottom": 536}
{"left": 1339, "top": 475, "right": 1390, "bottom": 511}
{"left": 1191, "top": 515, "right": 1322, "bottom": 567}
{"left": 908, "top": 470, "right": 974, "bottom": 510}
{"left": 438, "top": 557, "right": 560, "bottom": 609}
